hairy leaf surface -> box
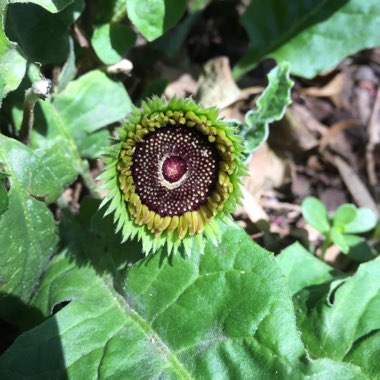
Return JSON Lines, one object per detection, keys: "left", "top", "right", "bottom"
{"left": 0, "top": 202, "right": 364, "bottom": 379}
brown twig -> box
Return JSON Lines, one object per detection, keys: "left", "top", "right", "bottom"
{"left": 334, "top": 155, "right": 378, "bottom": 217}
{"left": 72, "top": 23, "right": 89, "bottom": 48}
{"left": 366, "top": 85, "right": 380, "bottom": 206}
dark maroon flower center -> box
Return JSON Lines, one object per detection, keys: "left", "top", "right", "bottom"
{"left": 162, "top": 156, "right": 187, "bottom": 183}
{"left": 131, "top": 126, "right": 218, "bottom": 217}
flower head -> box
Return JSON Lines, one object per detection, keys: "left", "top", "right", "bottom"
{"left": 99, "top": 97, "right": 245, "bottom": 255}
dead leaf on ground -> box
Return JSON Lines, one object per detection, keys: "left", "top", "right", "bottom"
{"left": 269, "top": 105, "right": 320, "bottom": 152}
{"left": 333, "top": 155, "right": 378, "bottom": 217}
{"left": 235, "top": 187, "right": 269, "bottom": 224}
{"left": 196, "top": 56, "right": 240, "bottom": 108}
{"left": 164, "top": 73, "right": 197, "bottom": 98}
{"left": 290, "top": 163, "right": 312, "bottom": 199}
{"left": 319, "top": 119, "right": 365, "bottom": 165}
{"left": 300, "top": 71, "right": 345, "bottom": 108}
{"left": 244, "top": 143, "right": 291, "bottom": 198}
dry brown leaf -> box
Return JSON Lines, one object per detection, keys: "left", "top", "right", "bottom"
{"left": 334, "top": 155, "right": 378, "bottom": 217}
{"left": 366, "top": 84, "right": 380, "bottom": 204}
{"left": 196, "top": 56, "right": 240, "bottom": 108}
{"left": 319, "top": 119, "right": 364, "bottom": 164}
{"left": 234, "top": 187, "right": 269, "bottom": 224}
{"left": 244, "top": 143, "right": 291, "bottom": 198}
{"left": 301, "top": 72, "right": 345, "bottom": 99}
{"left": 269, "top": 106, "right": 319, "bottom": 152}
{"left": 164, "top": 74, "right": 197, "bottom": 98}
{"left": 292, "top": 103, "right": 328, "bottom": 135}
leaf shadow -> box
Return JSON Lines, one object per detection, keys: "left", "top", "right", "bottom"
{"left": 0, "top": 292, "right": 68, "bottom": 379}
{"left": 60, "top": 197, "right": 195, "bottom": 301}
{"left": 293, "top": 268, "right": 345, "bottom": 313}
{"left": 59, "top": 197, "right": 144, "bottom": 276}
{"left": 347, "top": 328, "right": 380, "bottom": 353}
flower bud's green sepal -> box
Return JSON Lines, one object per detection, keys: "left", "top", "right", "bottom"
{"left": 99, "top": 97, "right": 246, "bottom": 255}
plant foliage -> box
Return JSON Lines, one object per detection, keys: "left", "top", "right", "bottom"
{"left": 0, "top": 1, "right": 379, "bottom": 378}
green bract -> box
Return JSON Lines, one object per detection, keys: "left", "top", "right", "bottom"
{"left": 99, "top": 97, "right": 246, "bottom": 255}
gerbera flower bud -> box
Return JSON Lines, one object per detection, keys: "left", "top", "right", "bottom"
{"left": 99, "top": 97, "right": 246, "bottom": 255}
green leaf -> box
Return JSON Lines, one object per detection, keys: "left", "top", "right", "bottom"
{"left": 0, "top": 171, "right": 9, "bottom": 215}
{"left": 0, "top": 135, "right": 66, "bottom": 322}
{"left": 9, "top": 68, "right": 131, "bottom": 185}
{"left": 0, "top": 74, "right": 4, "bottom": 100}
{"left": 152, "top": 12, "right": 199, "bottom": 58}
{"left": 234, "top": 0, "right": 380, "bottom": 79}
{"left": 126, "top": 0, "right": 186, "bottom": 41}
{"left": 301, "top": 196, "right": 330, "bottom": 234}
{"left": 333, "top": 204, "right": 357, "bottom": 230}
{"left": 29, "top": 69, "right": 132, "bottom": 178}
{"left": 91, "top": 0, "right": 126, "bottom": 24}
{"left": 0, "top": 206, "right": 363, "bottom": 378}
{"left": 240, "top": 62, "right": 293, "bottom": 153}
{"left": 278, "top": 244, "right": 380, "bottom": 378}
{"left": 34, "top": 143, "right": 78, "bottom": 189}
{"left": 58, "top": 197, "right": 143, "bottom": 272}
{"left": 331, "top": 228, "right": 350, "bottom": 253}
{"left": 277, "top": 242, "right": 340, "bottom": 296}
{"left": 277, "top": 243, "right": 344, "bottom": 341}
{"left": 344, "top": 235, "right": 375, "bottom": 262}
{"left": 188, "top": 0, "right": 211, "bottom": 12}
{"left": 9, "top": 0, "right": 73, "bottom": 13}
{"left": 92, "top": 23, "right": 136, "bottom": 65}
{"left": 52, "top": 70, "right": 131, "bottom": 140}
{"left": 345, "top": 330, "right": 380, "bottom": 379}
{"left": 344, "top": 207, "right": 377, "bottom": 234}
{"left": 6, "top": 0, "right": 84, "bottom": 64}
{"left": 295, "top": 255, "right": 380, "bottom": 362}
{"left": 55, "top": 37, "right": 76, "bottom": 93}
{"left": 0, "top": 14, "right": 27, "bottom": 102}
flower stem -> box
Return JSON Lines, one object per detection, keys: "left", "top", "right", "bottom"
{"left": 320, "top": 234, "right": 331, "bottom": 259}
{"left": 19, "top": 78, "right": 52, "bottom": 144}
{"left": 80, "top": 161, "right": 100, "bottom": 198}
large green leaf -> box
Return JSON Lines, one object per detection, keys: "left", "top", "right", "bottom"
{"left": 5, "top": 0, "right": 84, "bottom": 64}
{"left": 345, "top": 330, "right": 380, "bottom": 379}
{"left": 234, "top": 0, "right": 380, "bottom": 79}
{"left": 0, "top": 171, "right": 9, "bottom": 215}
{"left": 0, "top": 4, "right": 27, "bottom": 103}
{"left": 300, "top": 255, "right": 380, "bottom": 360}
{"left": 276, "top": 242, "right": 341, "bottom": 296}
{"left": 91, "top": 0, "right": 126, "bottom": 24}
{"left": 55, "top": 37, "right": 76, "bottom": 93}
{"left": 17, "top": 69, "right": 132, "bottom": 180}
{"left": 91, "top": 23, "right": 136, "bottom": 65}
{"left": 277, "top": 243, "right": 380, "bottom": 379}
{"left": 9, "top": 0, "right": 73, "bottom": 13}
{"left": 126, "top": 0, "right": 186, "bottom": 41}
{"left": 188, "top": 0, "right": 211, "bottom": 12}
{"left": 0, "top": 135, "right": 70, "bottom": 322}
{"left": 0, "top": 202, "right": 364, "bottom": 378}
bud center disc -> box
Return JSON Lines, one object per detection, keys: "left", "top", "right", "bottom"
{"left": 131, "top": 126, "right": 219, "bottom": 217}
{"left": 162, "top": 156, "right": 187, "bottom": 183}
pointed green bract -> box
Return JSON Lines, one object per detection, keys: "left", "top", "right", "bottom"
{"left": 99, "top": 97, "right": 246, "bottom": 255}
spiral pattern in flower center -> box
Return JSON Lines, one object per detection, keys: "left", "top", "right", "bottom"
{"left": 131, "top": 126, "right": 218, "bottom": 217}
